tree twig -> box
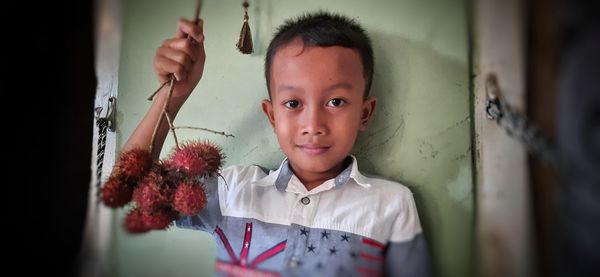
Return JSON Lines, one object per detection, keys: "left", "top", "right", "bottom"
{"left": 164, "top": 79, "right": 180, "bottom": 149}
{"left": 149, "top": 77, "right": 176, "bottom": 157}
{"left": 174, "top": 126, "right": 235, "bottom": 138}
{"left": 147, "top": 78, "right": 170, "bottom": 101}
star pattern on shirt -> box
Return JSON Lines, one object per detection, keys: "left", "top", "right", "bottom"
{"left": 300, "top": 227, "right": 309, "bottom": 237}
{"left": 341, "top": 234, "right": 350, "bottom": 242}
{"left": 321, "top": 230, "right": 330, "bottom": 239}
{"left": 307, "top": 243, "right": 316, "bottom": 253}
{"left": 349, "top": 251, "right": 358, "bottom": 259}
{"left": 329, "top": 246, "right": 338, "bottom": 255}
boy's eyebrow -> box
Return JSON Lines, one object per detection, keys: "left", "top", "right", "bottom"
{"left": 324, "top": 82, "right": 353, "bottom": 92}
{"left": 276, "top": 83, "right": 354, "bottom": 93}
{"left": 277, "top": 85, "right": 303, "bottom": 92}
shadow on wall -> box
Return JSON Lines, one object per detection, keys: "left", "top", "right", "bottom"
{"left": 353, "top": 31, "right": 408, "bottom": 169}
{"left": 354, "top": 31, "right": 473, "bottom": 277}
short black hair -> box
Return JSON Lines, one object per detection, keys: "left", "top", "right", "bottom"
{"left": 265, "top": 11, "right": 374, "bottom": 97}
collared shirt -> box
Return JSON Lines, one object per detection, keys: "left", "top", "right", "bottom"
{"left": 177, "top": 156, "right": 431, "bottom": 276}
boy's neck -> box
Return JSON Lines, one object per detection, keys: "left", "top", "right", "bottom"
{"left": 288, "top": 159, "right": 348, "bottom": 191}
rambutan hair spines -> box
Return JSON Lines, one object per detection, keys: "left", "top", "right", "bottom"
{"left": 166, "top": 140, "right": 225, "bottom": 177}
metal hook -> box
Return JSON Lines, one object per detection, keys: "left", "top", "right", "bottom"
{"left": 485, "top": 74, "right": 501, "bottom": 101}
{"left": 106, "top": 97, "right": 116, "bottom": 132}
{"left": 485, "top": 74, "right": 503, "bottom": 120}
{"left": 95, "top": 97, "right": 117, "bottom": 132}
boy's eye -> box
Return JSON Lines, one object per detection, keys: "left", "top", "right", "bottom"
{"left": 327, "top": 98, "right": 346, "bottom": 107}
{"left": 284, "top": 100, "right": 300, "bottom": 109}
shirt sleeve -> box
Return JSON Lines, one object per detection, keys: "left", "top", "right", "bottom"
{"left": 175, "top": 173, "right": 224, "bottom": 232}
{"left": 385, "top": 191, "right": 432, "bottom": 276}
{"left": 385, "top": 233, "right": 432, "bottom": 277}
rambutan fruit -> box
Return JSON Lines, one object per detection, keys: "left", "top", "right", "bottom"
{"left": 116, "top": 148, "right": 152, "bottom": 179}
{"left": 167, "top": 143, "right": 208, "bottom": 176}
{"left": 142, "top": 209, "right": 178, "bottom": 230}
{"left": 173, "top": 180, "right": 207, "bottom": 215}
{"left": 132, "top": 170, "right": 171, "bottom": 212}
{"left": 160, "top": 158, "right": 174, "bottom": 172}
{"left": 192, "top": 141, "right": 224, "bottom": 176}
{"left": 124, "top": 208, "right": 177, "bottom": 233}
{"left": 101, "top": 175, "right": 132, "bottom": 207}
{"left": 124, "top": 208, "right": 150, "bottom": 233}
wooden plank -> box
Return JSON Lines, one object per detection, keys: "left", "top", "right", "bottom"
{"left": 473, "top": 0, "right": 535, "bottom": 276}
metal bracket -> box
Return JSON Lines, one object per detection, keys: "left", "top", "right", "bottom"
{"left": 95, "top": 97, "right": 117, "bottom": 132}
{"left": 485, "top": 74, "right": 503, "bottom": 121}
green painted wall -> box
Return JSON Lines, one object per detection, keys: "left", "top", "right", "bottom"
{"left": 114, "top": 0, "right": 472, "bottom": 276}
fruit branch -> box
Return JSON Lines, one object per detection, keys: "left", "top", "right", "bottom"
{"left": 162, "top": 78, "right": 179, "bottom": 149}
{"left": 174, "top": 126, "right": 235, "bottom": 138}
{"left": 148, "top": 78, "right": 234, "bottom": 157}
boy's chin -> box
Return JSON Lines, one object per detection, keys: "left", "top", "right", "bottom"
{"left": 288, "top": 155, "right": 347, "bottom": 175}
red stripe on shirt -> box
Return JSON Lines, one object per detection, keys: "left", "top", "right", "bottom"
{"left": 215, "top": 226, "right": 239, "bottom": 264}
{"left": 250, "top": 241, "right": 287, "bottom": 268}
{"left": 362, "top": 237, "right": 385, "bottom": 249}
{"left": 358, "top": 266, "right": 382, "bottom": 276}
{"left": 360, "top": 251, "right": 384, "bottom": 262}
{"left": 215, "top": 260, "right": 281, "bottom": 277}
{"left": 240, "top": 223, "right": 253, "bottom": 266}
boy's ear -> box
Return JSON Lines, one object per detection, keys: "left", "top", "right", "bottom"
{"left": 359, "top": 96, "right": 377, "bottom": 131}
{"left": 262, "top": 99, "right": 276, "bottom": 128}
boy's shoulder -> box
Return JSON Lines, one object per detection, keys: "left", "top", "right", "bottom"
{"left": 221, "top": 164, "right": 272, "bottom": 174}
{"left": 222, "top": 163, "right": 270, "bottom": 174}
{"left": 357, "top": 172, "right": 415, "bottom": 199}
{"left": 219, "top": 163, "right": 272, "bottom": 183}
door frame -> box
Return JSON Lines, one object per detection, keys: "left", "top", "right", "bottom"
{"left": 473, "top": 0, "right": 535, "bottom": 276}
{"left": 79, "top": 0, "right": 123, "bottom": 275}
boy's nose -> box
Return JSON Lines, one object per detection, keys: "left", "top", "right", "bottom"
{"left": 300, "top": 107, "right": 326, "bottom": 136}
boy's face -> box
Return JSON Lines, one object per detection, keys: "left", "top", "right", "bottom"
{"left": 262, "top": 38, "right": 377, "bottom": 177}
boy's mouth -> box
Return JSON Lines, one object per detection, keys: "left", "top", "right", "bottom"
{"left": 297, "top": 144, "right": 330, "bottom": 155}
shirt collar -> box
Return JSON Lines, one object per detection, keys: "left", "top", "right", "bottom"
{"left": 252, "top": 155, "right": 372, "bottom": 192}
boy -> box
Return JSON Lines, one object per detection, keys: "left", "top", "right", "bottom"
{"left": 124, "top": 11, "right": 431, "bottom": 276}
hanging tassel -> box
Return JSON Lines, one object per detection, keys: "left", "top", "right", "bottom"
{"left": 236, "top": 1, "right": 253, "bottom": 54}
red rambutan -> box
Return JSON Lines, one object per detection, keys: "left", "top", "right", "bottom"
{"left": 142, "top": 209, "right": 178, "bottom": 230}
{"left": 167, "top": 143, "right": 208, "bottom": 176}
{"left": 132, "top": 170, "right": 171, "bottom": 212}
{"left": 101, "top": 175, "right": 132, "bottom": 207}
{"left": 160, "top": 158, "right": 174, "bottom": 171}
{"left": 192, "top": 141, "right": 224, "bottom": 176}
{"left": 116, "top": 148, "right": 152, "bottom": 179}
{"left": 124, "top": 208, "right": 150, "bottom": 233}
{"left": 173, "top": 180, "right": 207, "bottom": 215}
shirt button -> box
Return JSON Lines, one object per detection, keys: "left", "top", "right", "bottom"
{"left": 300, "top": 196, "right": 310, "bottom": 205}
{"left": 289, "top": 257, "right": 299, "bottom": 268}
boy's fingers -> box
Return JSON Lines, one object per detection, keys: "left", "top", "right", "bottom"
{"left": 161, "top": 38, "right": 200, "bottom": 62}
{"left": 159, "top": 48, "right": 194, "bottom": 72}
{"left": 175, "top": 18, "right": 204, "bottom": 43}
{"left": 154, "top": 55, "right": 187, "bottom": 82}
{"left": 175, "top": 18, "right": 193, "bottom": 38}
{"left": 197, "top": 18, "right": 204, "bottom": 34}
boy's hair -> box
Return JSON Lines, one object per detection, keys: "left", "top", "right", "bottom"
{"left": 265, "top": 11, "right": 374, "bottom": 97}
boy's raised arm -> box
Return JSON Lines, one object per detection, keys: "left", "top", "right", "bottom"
{"left": 122, "top": 18, "right": 206, "bottom": 158}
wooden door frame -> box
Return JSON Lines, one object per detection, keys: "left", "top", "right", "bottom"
{"left": 79, "top": 0, "right": 123, "bottom": 275}
{"left": 473, "top": 0, "right": 536, "bottom": 276}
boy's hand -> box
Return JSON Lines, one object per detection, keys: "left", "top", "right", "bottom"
{"left": 153, "top": 18, "right": 206, "bottom": 99}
